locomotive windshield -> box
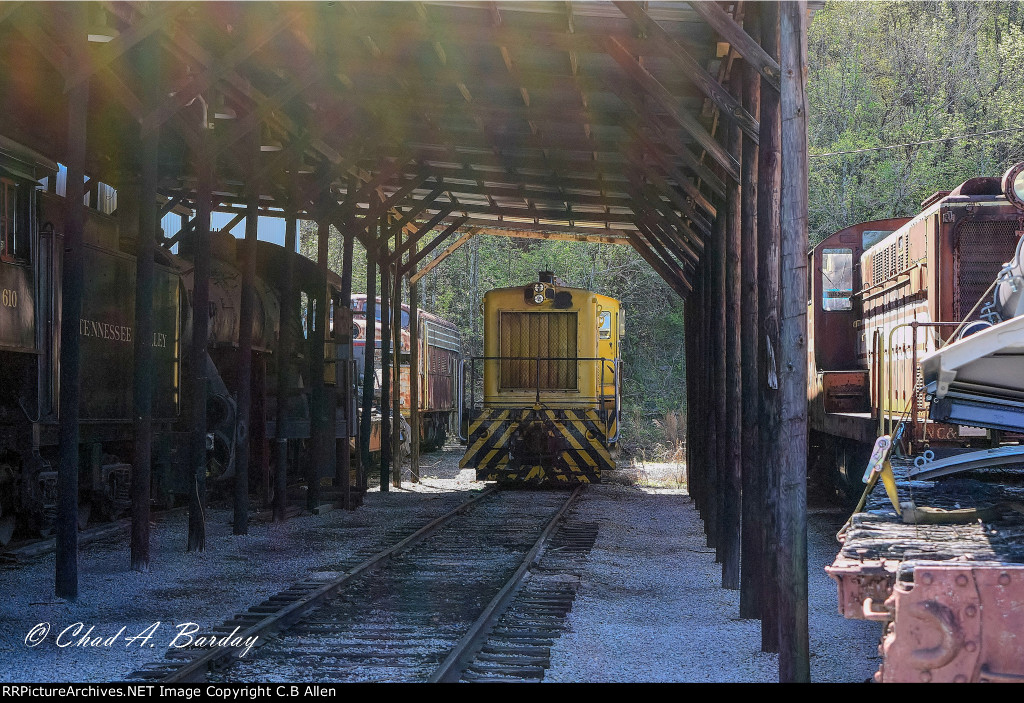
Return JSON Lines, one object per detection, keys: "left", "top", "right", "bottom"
{"left": 821, "top": 248, "right": 853, "bottom": 311}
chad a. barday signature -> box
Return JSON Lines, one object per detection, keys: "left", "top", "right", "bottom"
{"left": 25, "top": 622, "right": 259, "bottom": 658}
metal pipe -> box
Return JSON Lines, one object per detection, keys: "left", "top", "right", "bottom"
{"left": 609, "top": 359, "right": 622, "bottom": 443}
{"left": 456, "top": 359, "right": 467, "bottom": 442}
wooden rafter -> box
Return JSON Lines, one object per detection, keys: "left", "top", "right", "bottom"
{"left": 613, "top": 1, "right": 759, "bottom": 140}
{"left": 689, "top": 0, "right": 782, "bottom": 92}
{"left": 605, "top": 36, "right": 739, "bottom": 182}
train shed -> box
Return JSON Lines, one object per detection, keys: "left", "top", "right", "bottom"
{"left": 0, "top": 1, "right": 813, "bottom": 681}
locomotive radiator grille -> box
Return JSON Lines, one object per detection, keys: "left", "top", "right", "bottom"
{"left": 953, "top": 220, "right": 1021, "bottom": 321}
{"left": 498, "top": 312, "right": 578, "bottom": 390}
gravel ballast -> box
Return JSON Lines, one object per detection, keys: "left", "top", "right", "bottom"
{"left": 0, "top": 452, "right": 882, "bottom": 682}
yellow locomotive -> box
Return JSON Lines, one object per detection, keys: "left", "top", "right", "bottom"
{"left": 459, "top": 272, "right": 623, "bottom": 484}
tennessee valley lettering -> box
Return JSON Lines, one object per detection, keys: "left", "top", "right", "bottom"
{"left": 80, "top": 318, "right": 169, "bottom": 348}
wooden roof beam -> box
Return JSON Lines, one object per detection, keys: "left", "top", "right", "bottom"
{"left": 634, "top": 217, "right": 696, "bottom": 276}
{"left": 353, "top": 173, "right": 432, "bottom": 229}
{"left": 210, "top": 61, "right": 328, "bottom": 160}
{"left": 629, "top": 178, "right": 705, "bottom": 253}
{"left": 625, "top": 228, "right": 691, "bottom": 297}
{"left": 395, "top": 208, "right": 462, "bottom": 269}
{"left": 630, "top": 198, "right": 699, "bottom": 264}
{"left": 408, "top": 228, "right": 477, "bottom": 285}
{"left": 689, "top": 0, "right": 781, "bottom": 92}
{"left": 140, "top": 14, "right": 298, "bottom": 137}
{"left": 473, "top": 227, "right": 631, "bottom": 245}
{"left": 65, "top": 2, "right": 190, "bottom": 92}
{"left": 614, "top": 1, "right": 758, "bottom": 140}
{"left": 383, "top": 193, "right": 452, "bottom": 259}
{"left": 604, "top": 35, "right": 739, "bottom": 183}
{"left": 146, "top": 11, "right": 343, "bottom": 166}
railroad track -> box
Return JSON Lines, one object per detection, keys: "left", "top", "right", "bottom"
{"left": 131, "top": 485, "right": 590, "bottom": 683}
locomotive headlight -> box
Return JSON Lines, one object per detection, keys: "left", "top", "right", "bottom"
{"left": 533, "top": 293, "right": 545, "bottom": 304}
{"left": 534, "top": 283, "right": 545, "bottom": 293}
{"left": 1002, "top": 161, "right": 1024, "bottom": 211}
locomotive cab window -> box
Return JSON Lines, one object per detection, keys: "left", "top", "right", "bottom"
{"left": 821, "top": 248, "right": 853, "bottom": 311}
{"left": 0, "top": 178, "right": 30, "bottom": 264}
{"left": 598, "top": 310, "right": 612, "bottom": 339}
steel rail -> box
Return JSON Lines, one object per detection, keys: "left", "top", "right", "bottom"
{"left": 428, "top": 484, "right": 584, "bottom": 683}
{"left": 161, "top": 485, "right": 498, "bottom": 683}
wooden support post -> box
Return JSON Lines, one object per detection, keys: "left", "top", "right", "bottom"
{"left": 379, "top": 222, "right": 392, "bottom": 492}
{"left": 409, "top": 238, "right": 420, "bottom": 484}
{"left": 778, "top": 0, "right": 810, "bottom": 682}
{"left": 709, "top": 201, "right": 726, "bottom": 554}
{"left": 391, "top": 226, "right": 403, "bottom": 489}
{"left": 233, "top": 134, "right": 260, "bottom": 536}
{"left": 339, "top": 218, "right": 354, "bottom": 509}
{"left": 273, "top": 198, "right": 299, "bottom": 520}
{"left": 131, "top": 38, "right": 160, "bottom": 571}
{"left": 307, "top": 216, "right": 329, "bottom": 512}
{"left": 187, "top": 141, "right": 213, "bottom": 553}
{"left": 56, "top": 39, "right": 89, "bottom": 599}
{"left": 722, "top": 91, "right": 742, "bottom": 590}
{"left": 359, "top": 229, "right": 377, "bottom": 492}
{"left": 758, "top": 0, "right": 783, "bottom": 654}
{"left": 684, "top": 279, "right": 700, "bottom": 512}
{"left": 740, "top": 4, "right": 763, "bottom": 620}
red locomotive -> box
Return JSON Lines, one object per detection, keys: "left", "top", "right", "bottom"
{"left": 808, "top": 173, "right": 1024, "bottom": 499}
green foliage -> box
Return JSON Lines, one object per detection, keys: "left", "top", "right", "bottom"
{"left": 808, "top": 1, "right": 1024, "bottom": 245}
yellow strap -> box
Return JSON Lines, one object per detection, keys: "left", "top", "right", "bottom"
{"left": 879, "top": 460, "right": 900, "bottom": 512}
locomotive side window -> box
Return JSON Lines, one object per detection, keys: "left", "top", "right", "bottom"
{"left": 1, "top": 178, "right": 15, "bottom": 263}
{"left": 821, "top": 248, "right": 853, "bottom": 311}
{"left": 598, "top": 310, "right": 612, "bottom": 339}
{"left": 0, "top": 178, "right": 30, "bottom": 264}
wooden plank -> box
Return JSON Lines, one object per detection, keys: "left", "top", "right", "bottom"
{"left": 778, "top": 0, "right": 810, "bottom": 684}
{"left": 689, "top": 0, "right": 782, "bottom": 92}
{"left": 605, "top": 36, "right": 740, "bottom": 183}
{"left": 613, "top": 1, "right": 759, "bottom": 140}
{"left": 359, "top": 226, "right": 378, "bottom": 489}
{"left": 710, "top": 194, "right": 726, "bottom": 555}
{"left": 622, "top": 124, "right": 720, "bottom": 216}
